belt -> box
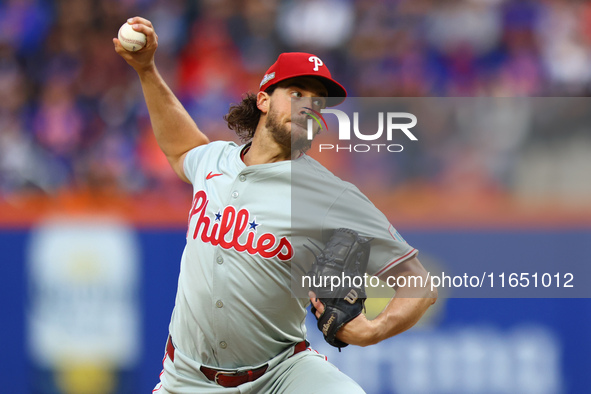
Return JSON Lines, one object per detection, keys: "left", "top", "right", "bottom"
{"left": 166, "top": 336, "right": 308, "bottom": 388}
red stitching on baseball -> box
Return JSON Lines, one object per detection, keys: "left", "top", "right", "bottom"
{"left": 120, "top": 32, "right": 145, "bottom": 46}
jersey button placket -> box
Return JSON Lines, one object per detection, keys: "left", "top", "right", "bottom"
{"left": 227, "top": 172, "right": 249, "bottom": 205}
{"left": 215, "top": 174, "right": 245, "bottom": 358}
{"left": 212, "top": 251, "right": 227, "bottom": 357}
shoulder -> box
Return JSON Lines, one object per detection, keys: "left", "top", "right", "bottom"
{"left": 184, "top": 140, "right": 243, "bottom": 182}
{"left": 295, "top": 155, "right": 352, "bottom": 187}
{"left": 185, "top": 141, "right": 241, "bottom": 164}
{"left": 192, "top": 140, "right": 240, "bottom": 156}
{"left": 296, "top": 155, "right": 370, "bottom": 200}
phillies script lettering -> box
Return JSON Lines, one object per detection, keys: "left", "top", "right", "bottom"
{"left": 188, "top": 190, "right": 293, "bottom": 261}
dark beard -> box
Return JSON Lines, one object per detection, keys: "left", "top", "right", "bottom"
{"left": 265, "top": 109, "right": 312, "bottom": 153}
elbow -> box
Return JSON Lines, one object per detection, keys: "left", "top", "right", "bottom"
{"left": 428, "top": 286, "right": 438, "bottom": 305}
{"left": 424, "top": 275, "right": 438, "bottom": 305}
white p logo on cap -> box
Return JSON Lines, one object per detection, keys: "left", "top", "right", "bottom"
{"left": 309, "top": 56, "right": 323, "bottom": 71}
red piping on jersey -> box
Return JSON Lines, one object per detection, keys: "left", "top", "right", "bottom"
{"left": 240, "top": 144, "right": 251, "bottom": 162}
{"left": 373, "top": 248, "right": 418, "bottom": 277}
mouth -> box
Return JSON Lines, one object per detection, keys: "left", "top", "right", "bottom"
{"left": 287, "top": 119, "right": 308, "bottom": 130}
{"left": 292, "top": 121, "right": 307, "bottom": 129}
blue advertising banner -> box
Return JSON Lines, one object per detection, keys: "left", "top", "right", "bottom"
{"left": 1, "top": 228, "right": 590, "bottom": 393}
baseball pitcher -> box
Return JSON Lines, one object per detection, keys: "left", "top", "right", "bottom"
{"left": 114, "top": 17, "right": 437, "bottom": 394}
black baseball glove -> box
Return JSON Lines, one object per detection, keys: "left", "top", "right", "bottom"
{"left": 306, "top": 228, "right": 372, "bottom": 349}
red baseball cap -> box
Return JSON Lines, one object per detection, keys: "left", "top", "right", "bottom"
{"left": 259, "top": 52, "right": 347, "bottom": 106}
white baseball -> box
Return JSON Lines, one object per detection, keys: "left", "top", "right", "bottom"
{"left": 118, "top": 22, "right": 147, "bottom": 52}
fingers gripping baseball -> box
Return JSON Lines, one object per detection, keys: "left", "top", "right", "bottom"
{"left": 113, "top": 17, "right": 159, "bottom": 72}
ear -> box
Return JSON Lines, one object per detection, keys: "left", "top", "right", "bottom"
{"left": 257, "top": 91, "right": 270, "bottom": 114}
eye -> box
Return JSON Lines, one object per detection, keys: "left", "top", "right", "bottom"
{"left": 313, "top": 98, "right": 326, "bottom": 108}
{"left": 291, "top": 91, "right": 302, "bottom": 98}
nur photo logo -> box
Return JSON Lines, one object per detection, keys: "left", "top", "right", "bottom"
{"left": 306, "top": 108, "right": 418, "bottom": 153}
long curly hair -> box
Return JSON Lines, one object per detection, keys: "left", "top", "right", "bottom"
{"left": 224, "top": 86, "right": 277, "bottom": 142}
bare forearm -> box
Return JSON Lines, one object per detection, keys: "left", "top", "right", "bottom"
{"left": 138, "top": 67, "right": 209, "bottom": 162}
{"left": 312, "top": 257, "right": 437, "bottom": 347}
{"left": 371, "top": 285, "right": 437, "bottom": 344}
{"left": 368, "top": 257, "right": 438, "bottom": 345}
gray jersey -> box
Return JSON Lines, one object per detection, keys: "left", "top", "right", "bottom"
{"left": 169, "top": 141, "right": 416, "bottom": 370}
{"left": 291, "top": 155, "right": 418, "bottom": 279}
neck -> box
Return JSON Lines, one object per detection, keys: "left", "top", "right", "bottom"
{"left": 243, "top": 127, "right": 300, "bottom": 166}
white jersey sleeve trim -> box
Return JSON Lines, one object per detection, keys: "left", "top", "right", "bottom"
{"left": 371, "top": 248, "right": 419, "bottom": 277}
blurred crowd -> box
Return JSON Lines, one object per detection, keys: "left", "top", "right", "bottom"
{"left": 1, "top": 0, "right": 591, "bottom": 203}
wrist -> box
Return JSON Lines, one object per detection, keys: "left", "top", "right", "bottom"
{"left": 136, "top": 62, "right": 158, "bottom": 79}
